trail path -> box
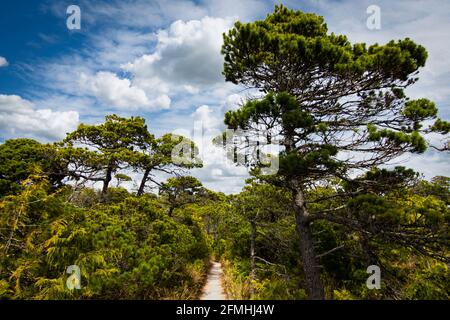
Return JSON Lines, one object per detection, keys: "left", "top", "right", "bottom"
{"left": 199, "top": 261, "right": 227, "bottom": 300}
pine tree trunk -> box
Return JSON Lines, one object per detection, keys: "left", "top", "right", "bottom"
{"left": 284, "top": 127, "right": 324, "bottom": 299}
{"left": 137, "top": 168, "right": 150, "bottom": 196}
{"left": 102, "top": 166, "right": 113, "bottom": 195}
{"left": 293, "top": 187, "right": 325, "bottom": 300}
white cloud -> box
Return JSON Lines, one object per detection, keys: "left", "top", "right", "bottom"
{"left": 0, "top": 56, "right": 8, "bottom": 67}
{"left": 122, "top": 16, "right": 235, "bottom": 90}
{"left": 187, "top": 104, "right": 249, "bottom": 193}
{"left": 56, "top": 0, "right": 269, "bottom": 29}
{"left": 0, "top": 94, "right": 32, "bottom": 112}
{"left": 79, "top": 71, "right": 170, "bottom": 110}
{"left": 88, "top": 30, "right": 156, "bottom": 67}
{"left": 221, "top": 91, "right": 262, "bottom": 113}
{"left": 385, "top": 151, "right": 450, "bottom": 179}
{"left": 72, "top": 0, "right": 207, "bottom": 29}
{"left": 0, "top": 94, "right": 79, "bottom": 141}
{"left": 193, "top": 104, "right": 222, "bottom": 130}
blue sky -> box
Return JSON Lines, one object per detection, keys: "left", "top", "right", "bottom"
{"left": 0, "top": 0, "right": 449, "bottom": 193}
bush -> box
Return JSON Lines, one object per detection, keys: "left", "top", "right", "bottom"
{"left": 0, "top": 178, "right": 210, "bottom": 299}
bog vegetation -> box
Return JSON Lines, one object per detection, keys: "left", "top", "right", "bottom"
{"left": 0, "top": 5, "right": 449, "bottom": 300}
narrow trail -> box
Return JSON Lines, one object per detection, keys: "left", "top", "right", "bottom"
{"left": 199, "top": 261, "right": 227, "bottom": 300}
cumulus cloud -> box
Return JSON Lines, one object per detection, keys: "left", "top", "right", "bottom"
{"left": 192, "top": 104, "right": 222, "bottom": 130}
{"left": 79, "top": 71, "right": 170, "bottom": 110}
{"left": 122, "top": 16, "right": 235, "bottom": 90}
{"left": 187, "top": 104, "right": 249, "bottom": 193}
{"left": 0, "top": 56, "right": 8, "bottom": 67}
{"left": 0, "top": 94, "right": 79, "bottom": 141}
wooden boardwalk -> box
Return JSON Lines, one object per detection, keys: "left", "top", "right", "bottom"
{"left": 199, "top": 261, "right": 227, "bottom": 300}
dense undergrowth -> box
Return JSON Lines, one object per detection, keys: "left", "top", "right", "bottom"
{"left": 0, "top": 176, "right": 210, "bottom": 299}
